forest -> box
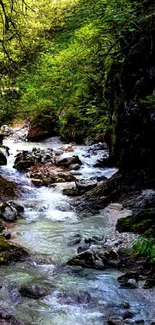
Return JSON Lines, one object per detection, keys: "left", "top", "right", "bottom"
{"left": 0, "top": 0, "right": 153, "bottom": 145}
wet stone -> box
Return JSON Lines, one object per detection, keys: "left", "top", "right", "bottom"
{"left": 56, "top": 290, "right": 92, "bottom": 305}
{"left": 2, "top": 230, "right": 11, "bottom": 239}
{"left": 19, "top": 284, "right": 49, "bottom": 299}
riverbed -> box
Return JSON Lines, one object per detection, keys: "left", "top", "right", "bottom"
{"left": 0, "top": 136, "right": 155, "bottom": 325}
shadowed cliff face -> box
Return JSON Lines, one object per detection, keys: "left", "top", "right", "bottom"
{"left": 113, "top": 2, "right": 155, "bottom": 177}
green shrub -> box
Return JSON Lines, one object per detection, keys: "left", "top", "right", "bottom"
{"left": 133, "top": 237, "right": 155, "bottom": 262}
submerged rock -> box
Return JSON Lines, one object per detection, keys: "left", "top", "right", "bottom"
{"left": 0, "top": 307, "right": 25, "bottom": 325}
{"left": 56, "top": 290, "right": 92, "bottom": 305}
{"left": 19, "top": 284, "right": 49, "bottom": 299}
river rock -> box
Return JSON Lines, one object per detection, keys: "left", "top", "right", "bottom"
{"left": 56, "top": 290, "right": 92, "bottom": 305}
{"left": 67, "top": 245, "right": 121, "bottom": 269}
{"left": 1, "top": 125, "right": 14, "bottom": 135}
{"left": 0, "top": 307, "right": 25, "bottom": 325}
{"left": 0, "top": 201, "right": 24, "bottom": 221}
{"left": 118, "top": 271, "right": 139, "bottom": 283}
{"left": 29, "top": 163, "right": 76, "bottom": 186}
{"left": 56, "top": 155, "right": 82, "bottom": 168}
{"left": 0, "top": 235, "right": 28, "bottom": 264}
{"left": 68, "top": 234, "right": 82, "bottom": 246}
{"left": 143, "top": 278, "right": 155, "bottom": 289}
{"left": 62, "top": 187, "right": 82, "bottom": 196}
{"left": 60, "top": 144, "right": 74, "bottom": 152}
{"left": 116, "top": 208, "right": 155, "bottom": 237}
{"left": 121, "top": 279, "right": 138, "bottom": 289}
{"left": 0, "top": 149, "right": 7, "bottom": 165}
{"left": 13, "top": 148, "right": 54, "bottom": 171}
{"left": 89, "top": 142, "right": 107, "bottom": 151}
{"left": 19, "top": 284, "right": 49, "bottom": 299}
{"left": 69, "top": 163, "right": 81, "bottom": 170}
{"left": 75, "top": 179, "right": 97, "bottom": 191}
{"left": 118, "top": 272, "right": 139, "bottom": 289}
{"left": 2, "top": 229, "right": 11, "bottom": 239}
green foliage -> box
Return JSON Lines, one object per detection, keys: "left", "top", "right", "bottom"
{"left": 0, "top": 0, "right": 154, "bottom": 144}
{"left": 133, "top": 237, "right": 155, "bottom": 262}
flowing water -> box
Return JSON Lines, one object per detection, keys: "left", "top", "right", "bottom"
{"left": 0, "top": 137, "right": 155, "bottom": 325}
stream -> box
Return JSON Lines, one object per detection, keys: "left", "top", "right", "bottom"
{"left": 0, "top": 136, "right": 155, "bottom": 325}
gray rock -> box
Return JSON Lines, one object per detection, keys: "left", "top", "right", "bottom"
{"left": 69, "top": 163, "right": 81, "bottom": 170}
{"left": 68, "top": 245, "right": 120, "bottom": 269}
{"left": 2, "top": 229, "right": 11, "bottom": 239}
{"left": 57, "top": 290, "right": 92, "bottom": 305}
{"left": 1, "top": 124, "right": 14, "bottom": 135}
{"left": 0, "top": 149, "right": 7, "bottom": 165}
{"left": 68, "top": 234, "right": 82, "bottom": 246}
{"left": 0, "top": 201, "right": 24, "bottom": 221}
{"left": 19, "top": 284, "right": 49, "bottom": 299}
{"left": 14, "top": 148, "right": 54, "bottom": 171}
{"left": 75, "top": 179, "right": 97, "bottom": 191}
{"left": 56, "top": 155, "right": 82, "bottom": 168}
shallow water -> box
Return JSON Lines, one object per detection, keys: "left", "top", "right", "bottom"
{"left": 0, "top": 137, "right": 155, "bottom": 325}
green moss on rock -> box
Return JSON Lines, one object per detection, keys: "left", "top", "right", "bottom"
{"left": 116, "top": 209, "right": 155, "bottom": 238}
{"left": 0, "top": 235, "right": 28, "bottom": 265}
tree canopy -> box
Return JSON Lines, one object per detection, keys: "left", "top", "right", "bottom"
{"left": 0, "top": 0, "right": 154, "bottom": 143}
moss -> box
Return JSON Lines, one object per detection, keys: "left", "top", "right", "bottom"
{"left": 116, "top": 209, "right": 155, "bottom": 238}
{"left": 0, "top": 235, "right": 28, "bottom": 265}
{"left": 0, "top": 235, "right": 13, "bottom": 252}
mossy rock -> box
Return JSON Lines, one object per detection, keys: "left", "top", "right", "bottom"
{"left": 116, "top": 209, "right": 155, "bottom": 238}
{"left": 0, "top": 235, "right": 28, "bottom": 264}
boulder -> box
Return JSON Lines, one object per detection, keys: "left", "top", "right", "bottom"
{"left": 117, "top": 271, "right": 139, "bottom": 283}
{"left": 75, "top": 179, "right": 97, "bottom": 191}
{"left": 13, "top": 148, "right": 54, "bottom": 171}
{"left": 0, "top": 235, "right": 28, "bottom": 265}
{"left": 116, "top": 208, "right": 155, "bottom": 238}
{"left": 2, "top": 229, "right": 11, "bottom": 239}
{"left": 0, "top": 150, "right": 7, "bottom": 165}
{"left": 0, "top": 125, "right": 14, "bottom": 135}
{"left": 118, "top": 271, "right": 139, "bottom": 288}
{"left": 120, "top": 278, "right": 138, "bottom": 289}
{"left": 62, "top": 187, "right": 82, "bottom": 196}
{"left": 19, "top": 284, "right": 49, "bottom": 299}
{"left": 60, "top": 144, "right": 74, "bottom": 152}
{"left": 56, "top": 155, "right": 82, "bottom": 168}
{"left": 89, "top": 142, "right": 107, "bottom": 151}
{"left": 0, "top": 201, "right": 24, "bottom": 221}
{"left": 67, "top": 245, "right": 120, "bottom": 269}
